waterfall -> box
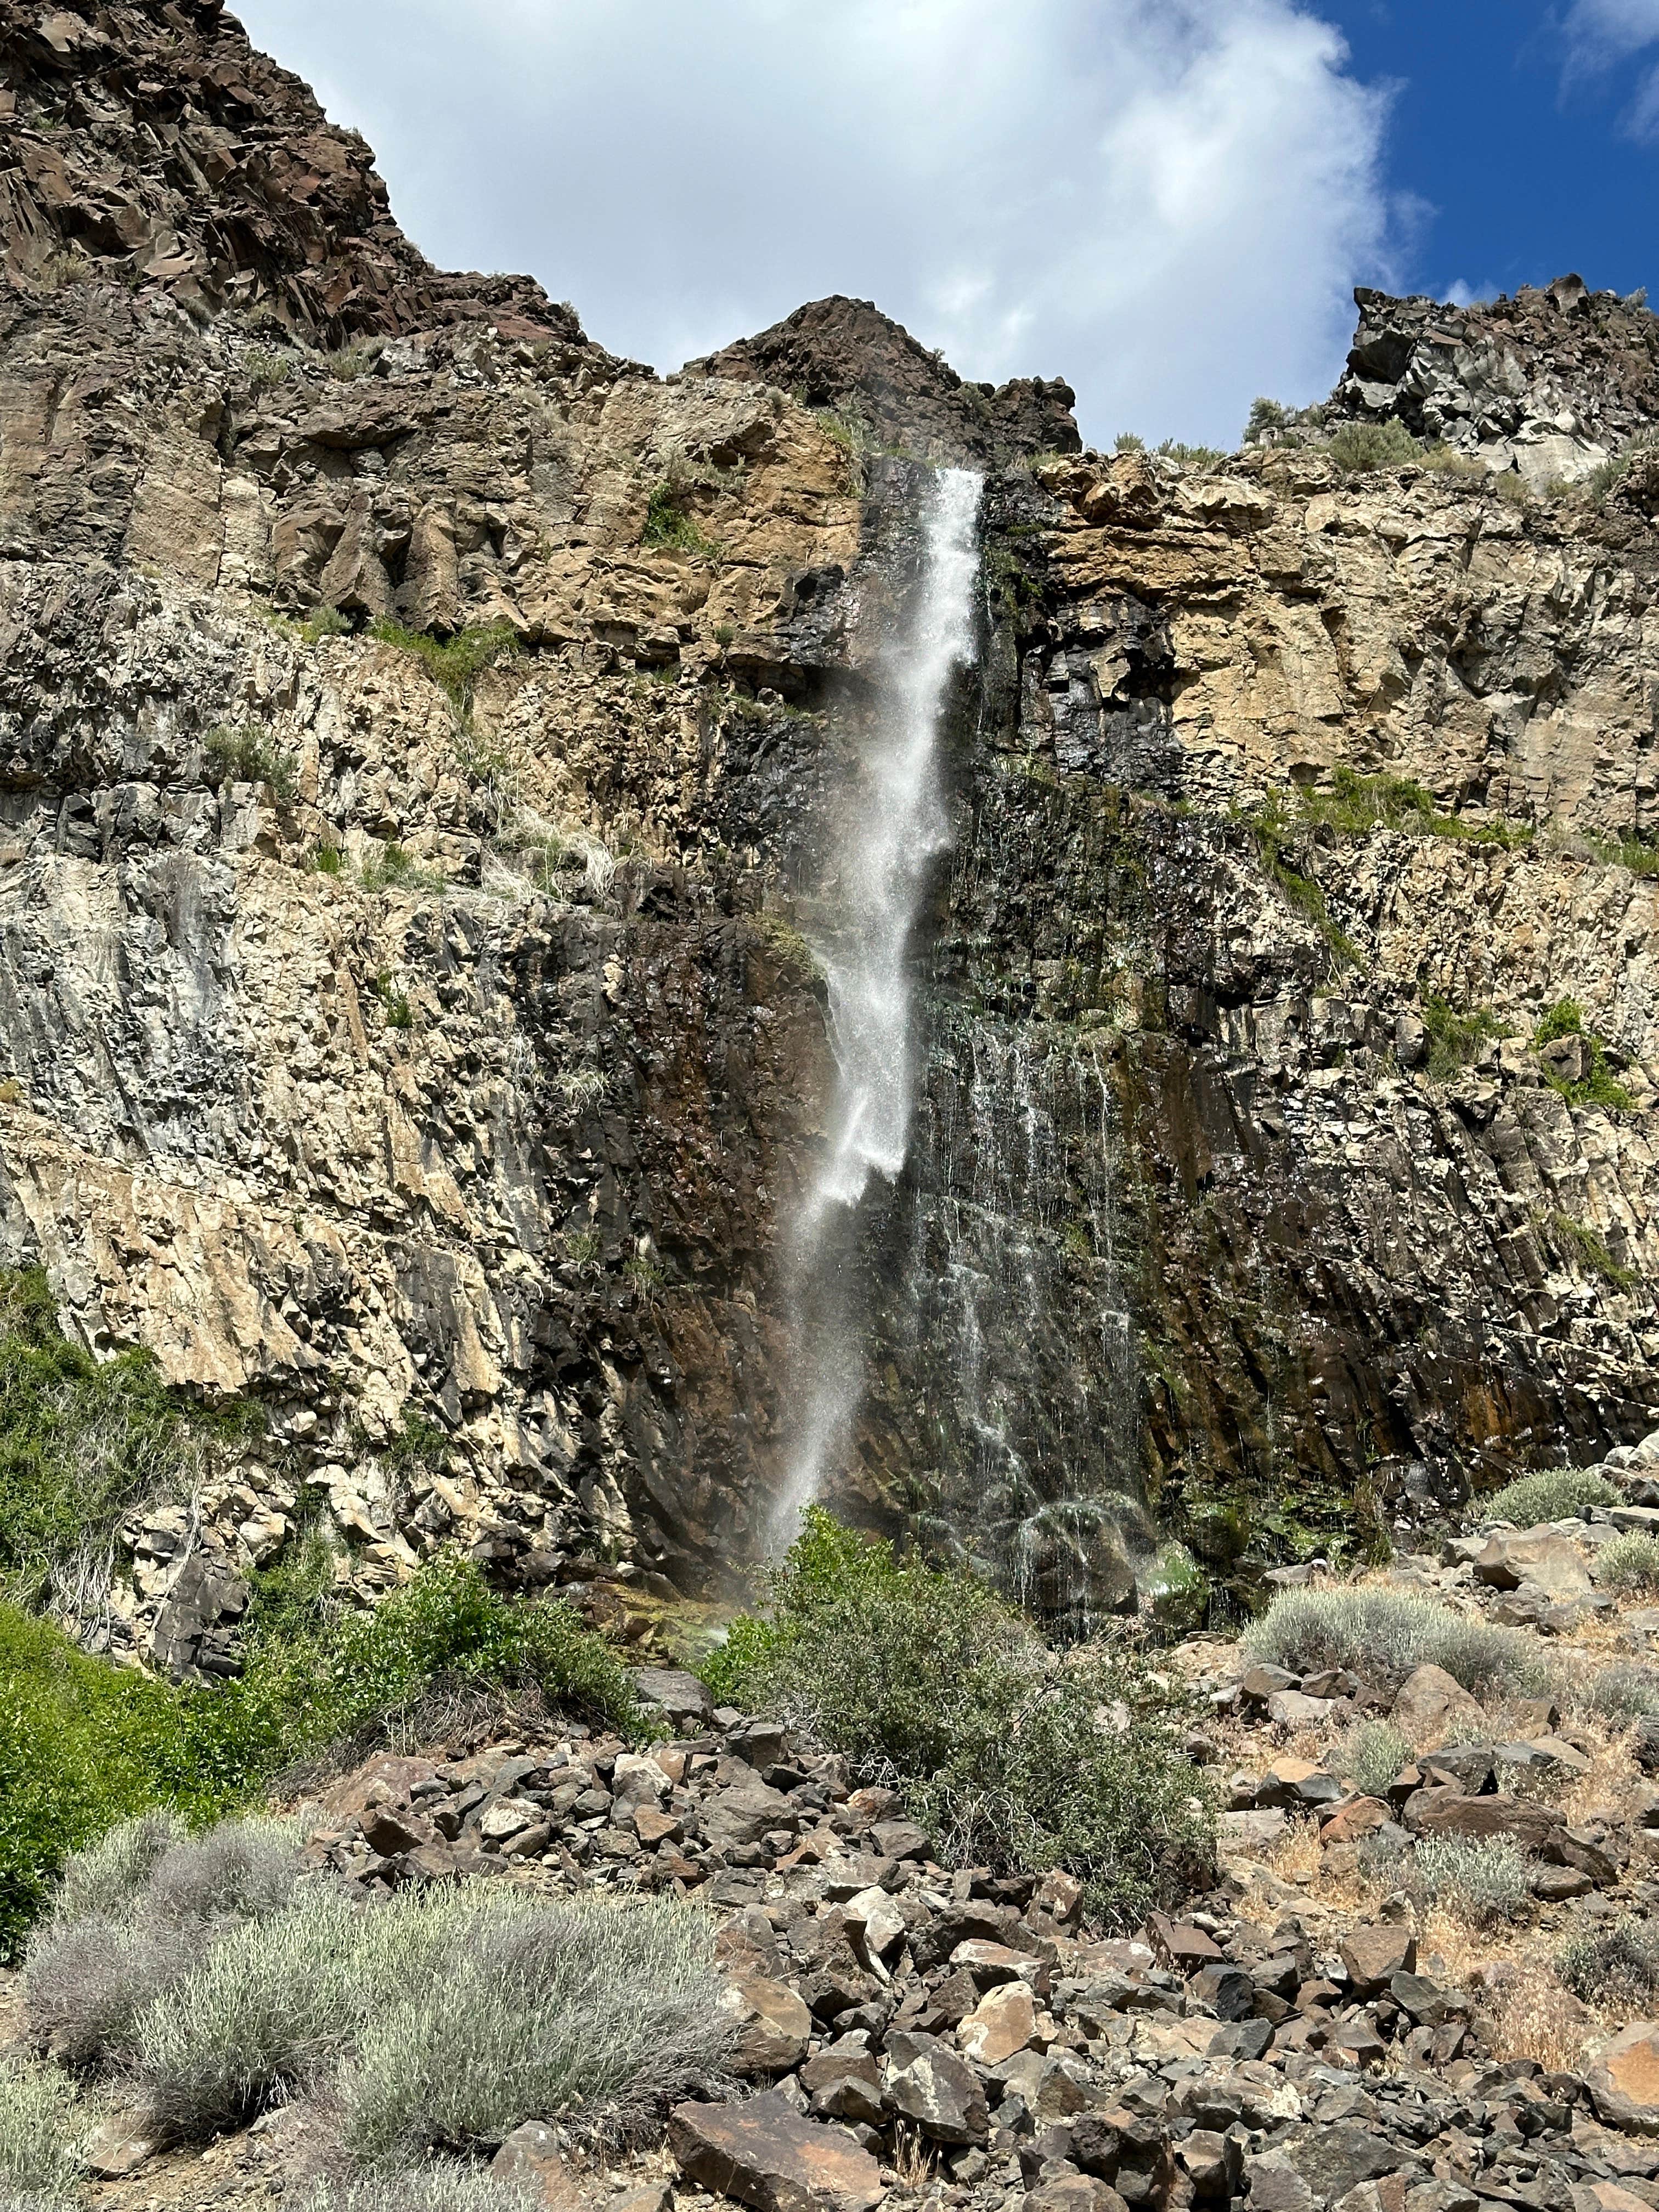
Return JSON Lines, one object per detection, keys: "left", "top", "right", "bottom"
{"left": 772, "top": 465, "right": 983, "bottom": 1542}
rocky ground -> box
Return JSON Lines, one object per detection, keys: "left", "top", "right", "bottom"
{"left": 21, "top": 1432, "right": 1659, "bottom": 2212}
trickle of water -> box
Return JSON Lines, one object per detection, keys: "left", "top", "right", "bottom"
{"left": 773, "top": 466, "right": 983, "bottom": 1543}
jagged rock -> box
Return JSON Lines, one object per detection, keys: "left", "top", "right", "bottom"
{"left": 668, "top": 2094, "right": 884, "bottom": 2212}
{"left": 1588, "top": 2023, "right": 1659, "bottom": 2134}
{"left": 957, "top": 1981, "right": 1037, "bottom": 2064}
{"left": 882, "top": 2030, "right": 990, "bottom": 2143}
{"left": 1472, "top": 1528, "right": 1593, "bottom": 1596}
{"left": 1338, "top": 1923, "right": 1416, "bottom": 1997}
{"left": 491, "top": 2123, "right": 588, "bottom": 2212}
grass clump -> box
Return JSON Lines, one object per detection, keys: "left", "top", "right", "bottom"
{"left": 1597, "top": 1533, "right": 1659, "bottom": 1598}
{"left": 299, "top": 606, "right": 352, "bottom": 644}
{"left": 1333, "top": 1719, "right": 1413, "bottom": 1799}
{"left": 359, "top": 842, "right": 444, "bottom": 896}
{"left": 0, "top": 2052, "right": 97, "bottom": 2205}
{"left": 1479, "top": 1465, "right": 1619, "bottom": 1527}
{"left": 1422, "top": 994, "right": 1507, "bottom": 1082}
{"left": 1245, "top": 1584, "right": 1551, "bottom": 1697}
{"left": 370, "top": 621, "right": 521, "bottom": 714}
{"left": 292, "top": 2172, "right": 537, "bottom": 2212}
{"left": 1548, "top": 1210, "right": 1637, "bottom": 1289}
{"left": 1413, "top": 1835, "right": 1532, "bottom": 1927}
{"left": 0, "top": 1268, "right": 225, "bottom": 1606}
{"left": 1558, "top": 1914, "right": 1659, "bottom": 2004}
{"left": 1583, "top": 830, "right": 1659, "bottom": 878}
{"left": 30, "top": 1847, "right": 731, "bottom": 2157}
{"left": 1246, "top": 795, "right": 1362, "bottom": 968}
{"left": 202, "top": 725, "right": 297, "bottom": 803}
{"left": 641, "top": 482, "right": 719, "bottom": 555}
{"left": 702, "top": 1508, "right": 1214, "bottom": 1926}
{"left": 1300, "top": 764, "right": 1531, "bottom": 849}
{"left": 1529, "top": 996, "right": 1638, "bottom": 1113}
{"left": 1587, "top": 427, "right": 1659, "bottom": 504}
{"left": 1586, "top": 1663, "right": 1659, "bottom": 1720}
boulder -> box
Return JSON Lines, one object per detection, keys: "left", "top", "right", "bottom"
{"left": 1404, "top": 1786, "right": 1565, "bottom": 1854}
{"left": 635, "top": 1668, "right": 714, "bottom": 1727}
{"left": 883, "top": 2029, "right": 989, "bottom": 2142}
{"left": 704, "top": 1781, "right": 798, "bottom": 1853}
{"left": 958, "top": 1980, "right": 1036, "bottom": 2064}
{"left": 1390, "top": 1664, "right": 1484, "bottom": 1749}
{"left": 1473, "top": 1528, "right": 1592, "bottom": 1597}
{"left": 668, "top": 2094, "right": 884, "bottom": 2212}
{"left": 1319, "top": 1796, "right": 1392, "bottom": 1846}
{"left": 720, "top": 1973, "right": 814, "bottom": 2074}
{"left": 1023, "top": 2180, "right": 1128, "bottom": 2212}
{"left": 1339, "top": 1922, "right": 1416, "bottom": 1996}
{"left": 1589, "top": 2023, "right": 1659, "bottom": 2134}
{"left": 800, "top": 2045, "right": 884, "bottom": 2126}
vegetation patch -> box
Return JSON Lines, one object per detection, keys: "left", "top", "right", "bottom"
{"left": 702, "top": 1509, "right": 1214, "bottom": 1926}
{"left": 1531, "top": 998, "right": 1637, "bottom": 1114}
{"left": 1421, "top": 994, "right": 1508, "bottom": 1082}
{"left": 1299, "top": 765, "right": 1531, "bottom": 849}
{"left": 0, "top": 1551, "right": 637, "bottom": 1961}
{"left": 1245, "top": 1584, "right": 1551, "bottom": 1697}
{"left": 1332, "top": 1719, "right": 1413, "bottom": 1799}
{"left": 1546, "top": 1210, "right": 1637, "bottom": 1289}
{"left": 1479, "top": 1465, "right": 1619, "bottom": 1527}
{"left": 202, "top": 724, "right": 297, "bottom": 802}
{"left": 1597, "top": 1532, "right": 1659, "bottom": 1598}
{"left": 1245, "top": 797, "right": 1363, "bottom": 968}
{"left": 1559, "top": 1914, "right": 1659, "bottom": 2005}
{"left": 1411, "top": 1835, "right": 1532, "bottom": 1927}
{"left": 0, "top": 2050, "right": 98, "bottom": 2205}
{"left": 369, "top": 621, "right": 522, "bottom": 713}
{"left": 24, "top": 1819, "right": 731, "bottom": 2158}
{"left": 359, "top": 842, "right": 445, "bottom": 896}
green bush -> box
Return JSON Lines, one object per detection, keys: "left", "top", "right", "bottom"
{"left": 1333, "top": 1719, "right": 1412, "bottom": 1799}
{"left": 1597, "top": 1533, "right": 1659, "bottom": 1597}
{"left": 1559, "top": 1914, "right": 1659, "bottom": 2004}
{"left": 1531, "top": 998, "right": 1637, "bottom": 1113}
{"left": 1412, "top": 1835, "right": 1531, "bottom": 1927}
{"left": 202, "top": 725, "right": 297, "bottom": 802}
{"left": 1325, "top": 419, "right": 1425, "bottom": 471}
{"left": 1549, "top": 1211, "right": 1637, "bottom": 1288}
{"left": 0, "top": 1609, "right": 226, "bottom": 1962}
{"left": 1422, "top": 994, "right": 1506, "bottom": 1082}
{"left": 703, "top": 1509, "right": 1213, "bottom": 1925}
{"left": 0, "top": 2053, "right": 98, "bottom": 2205}
{"left": 0, "top": 1556, "right": 637, "bottom": 1961}
{"left": 1297, "top": 766, "right": 1530, "bottom": 850}
{"left": 1586, "top": 1663, "right": 1659, "bottom": 1719}
{"left": 1245, "top": 1585, "right": 1550, "bottom": 1697}
{"left": 1479, "top": 1466, "right": 1619, "bottom": 1527}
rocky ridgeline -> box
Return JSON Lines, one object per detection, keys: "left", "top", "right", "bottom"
{"left": 1324, "top": 275, "right": 1659, "bottom": 486}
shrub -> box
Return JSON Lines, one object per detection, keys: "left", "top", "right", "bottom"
{"left": 0, "top": 1266, "right": 233, "bottom": 1603}
{"left": 1153, "top": 439, "right": 1227, "bottom": 468}
{"left": 1422, "top": 995, "right": 1506, "bottom": 1082}
{"left": 703, "top": 1509, "right": 1214, "bottom": 1925}
{"left": 1333, "top": 1720, "right": 1412, "bottom": 1799}
{"left": 1585, "top": 1663, "right": 1659, "bottom": 1719}
{"left": 202, "top": 725, "right": 297, "bottom": 802}
{"left": 1559, "top": 1914, "right": 1659, "bottom": 2004}
{"left": 1531, "top": 998, "right": 1637, "bottom": 1113}
{"left": 300, "top": 606, "right": 352, "bottom": 644}
{"left": 307, "top": 842, "right": 345, "bottom": 876}
{"left": 359, "top": 842, "right": 444, "bottom": 896}
{"left": 1326, "top": 419, "right": 1425, "bottom": 471}
{"left": 1598, "top": 1533, "right": 1659, "bottom": 1598}
{"left": 0, "top": 2053, "right": 98, "bottom": 2205}
{"left": 1245, "top": 1585, "right": 1551, "bottom": 1697}
{"left": 641, "top": 483, "right": 718, "bottom": 554}
{"left": 337, "top": 1891, "right": 730, "bottom": 2162}
{"left": 1480, "top": 1466, "right": 1620, "bottom": 1527}
{"left": 61, "top": 1871, "right": 730, "bottom": 2152}
{"left": 1413, "top": 1835, "right": 1531, "bottom": 1927}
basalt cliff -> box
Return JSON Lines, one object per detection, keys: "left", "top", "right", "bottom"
{"left": 3, "top": 0, "right": 1658, "bottom": 1668}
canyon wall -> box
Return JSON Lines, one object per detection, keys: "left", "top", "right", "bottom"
{"left": 2, "top": 0, "right": 1658, "bottom": 1657}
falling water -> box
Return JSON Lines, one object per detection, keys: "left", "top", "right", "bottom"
{"left": 772, "top": 466, "right": 983, "bottom": 1542}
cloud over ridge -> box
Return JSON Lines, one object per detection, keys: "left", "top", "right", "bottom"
{"left": 236, "top": 0, "right": 1395, "bottom": 446}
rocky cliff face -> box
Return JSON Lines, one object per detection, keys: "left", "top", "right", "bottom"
{"left": 2, "top": 1, "right": 1657, "bottom": 1660}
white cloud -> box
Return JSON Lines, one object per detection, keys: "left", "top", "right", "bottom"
{"left": 232, "top": 0, "right": 1396, "bottom": 447}
{"left": 1560, "top": 0, "right": 1659, "bottom": 139}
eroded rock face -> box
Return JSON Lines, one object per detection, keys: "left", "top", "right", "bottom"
{"left": 2, "top": 3, "right": 1658, "bottom": 1635}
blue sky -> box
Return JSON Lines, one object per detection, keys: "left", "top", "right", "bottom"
{"left": 1322, "top": 0, "right": 1657, "bottom": 305}
{"left": 234, "top": 1, "right": 1658, "bottom": 448}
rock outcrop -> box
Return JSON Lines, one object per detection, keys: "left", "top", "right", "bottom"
{"left": 1325, "top": 276, "right": 1659, "bottom": 486}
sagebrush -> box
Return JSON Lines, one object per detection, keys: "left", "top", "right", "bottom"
{"left": 1479, "top": 1466, "right": 1618, "bottom": 1527}
{"left": 703, "top": 1509, "right": 1213, "bottom": 1924}
{"left": 1413, "top": 1835, "right": 1532, "bottom": 1927}
{"left": 1245, "top": 1584, "right": 1551, "bottom": 1696}
{"left": 1598, "top": 1533, "right": 1659, "bottom": 1597}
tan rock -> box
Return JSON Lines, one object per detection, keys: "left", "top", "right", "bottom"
{"left": 719, "top": 1973, "right": 813, "bottom": 2075}
{"left": 491, "top": 2123, "right": 588, "bottom": 2212}
{"left": 1589, "top": 2022, "right": 1659, "bottom": 2134}
{"left": 1390, "top": 1664, "right": 1484, "bottom": 1750}
{"left": 1474, "top": 1528, "right": 1593, "bottom": 1597}
{"left": 669, "top": 2093, "right": 884, "bottom": 2212}
{"left": 957, "top": 1980, "right": 1037, "bottom": 2066}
